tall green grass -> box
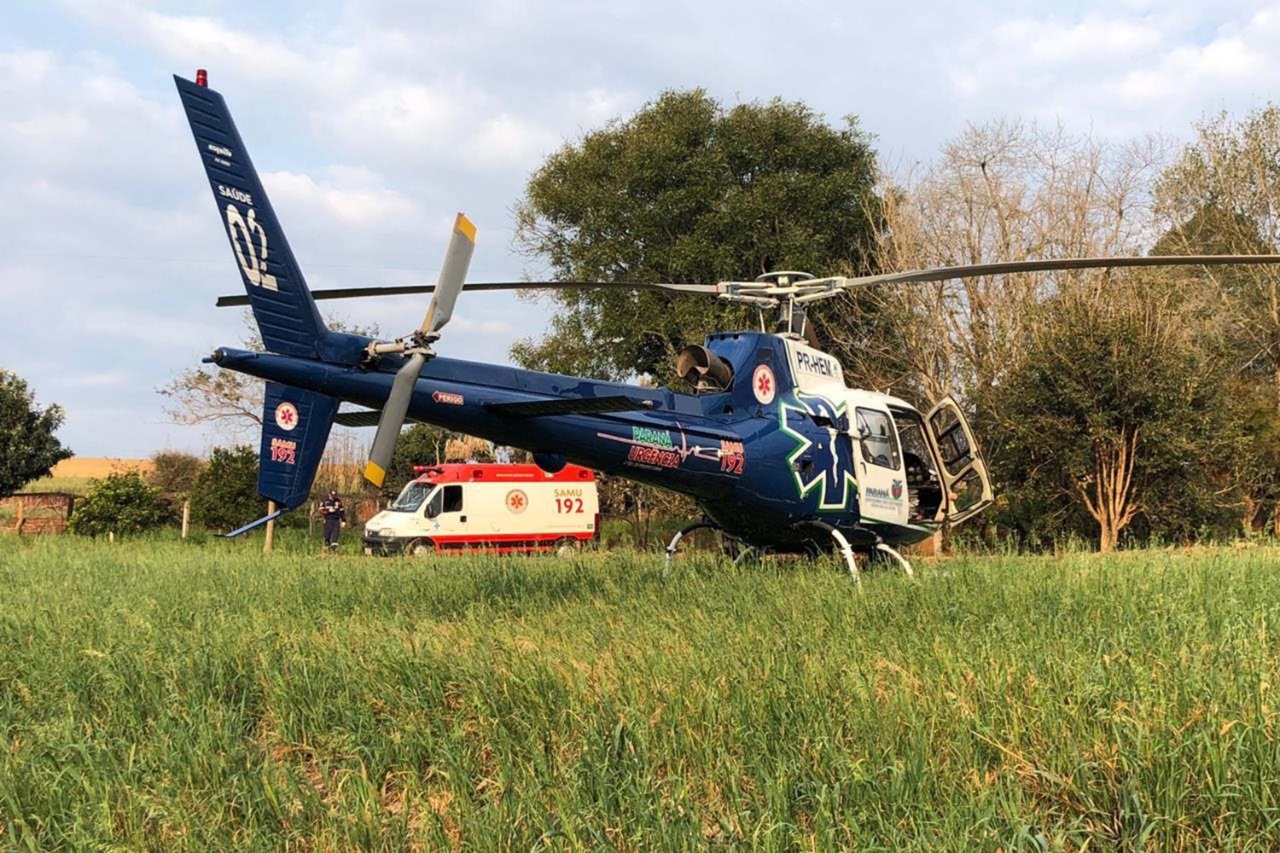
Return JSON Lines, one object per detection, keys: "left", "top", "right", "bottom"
{"left": 2, "top": 537, "right": 1279, "bottom": 850}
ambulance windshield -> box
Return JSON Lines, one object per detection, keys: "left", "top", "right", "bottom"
{"left": 390, "top": 481, "right": 434, "bottom": 512}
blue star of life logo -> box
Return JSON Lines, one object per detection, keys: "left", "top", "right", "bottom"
{"left": 779, "top": 392, "right": 857, "bottom": 512}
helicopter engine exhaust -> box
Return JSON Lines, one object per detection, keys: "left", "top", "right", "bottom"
{"left": 676, "top": 344, "right": 734, "bottom": 393}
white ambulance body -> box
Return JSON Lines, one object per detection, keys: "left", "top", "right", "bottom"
{"left": 362, "top": 463, "right": 599, "bottom": 556}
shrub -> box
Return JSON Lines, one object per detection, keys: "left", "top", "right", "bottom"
{"left": 190, "top": 445, "right": 262, "bottom": 532}
{"left": 69, "top": 471, "right": 172, "bottom": 537}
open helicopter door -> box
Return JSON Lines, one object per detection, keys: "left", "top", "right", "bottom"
{"left": 924, "top": 396, "right": 993, "bottom": 525}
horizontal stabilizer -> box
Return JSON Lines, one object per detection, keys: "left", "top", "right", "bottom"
{"left": 335, "top": 408, "right": 426, "bottom": 428}
{"left": 335, "top": 408, "right": 383, "bottom": 428}
{"left": 485, "top": 395, "right": 650, "bottom": 418}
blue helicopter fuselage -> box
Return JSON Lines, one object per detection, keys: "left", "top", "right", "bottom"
{"left": 215, "top": 329, "right": 932, "bottom": 552}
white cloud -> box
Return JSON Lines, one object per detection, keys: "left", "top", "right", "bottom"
{"left": 325, "top": 83, "right": 463, "bottom": 150}
{"left": 262, "top": 168, "right": 420, "bottom": 227}
{"left": 947, "top": 1, "right": 1280, "bottom": 137}
{"left": 72, "top": 306, "right": 224, "bottom": 349}
{"left": 472, "top": 114, "right": 560, "bottom": 169}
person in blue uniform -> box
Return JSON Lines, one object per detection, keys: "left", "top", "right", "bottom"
{"left": 318, "top": 490, "right": 346, "bottom": 553}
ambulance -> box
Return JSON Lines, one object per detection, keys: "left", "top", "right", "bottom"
{"left": 362, "top": 463, "right": 600, "bottom": 556}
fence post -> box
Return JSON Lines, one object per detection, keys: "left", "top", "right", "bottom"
{"left": 264, "top": 500, "right": 276, "bottom": 553}
{"left": 181, "top": 500, "right": 190, "bottom": 539}
{"left": 14, "top": 499, "right": 24, "bottom": 535}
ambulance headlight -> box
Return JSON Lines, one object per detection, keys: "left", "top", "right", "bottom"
{"left": 379, "top": 528, "right": 395, "bottom": 538}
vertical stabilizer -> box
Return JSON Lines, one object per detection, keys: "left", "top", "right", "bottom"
{"left": 175, "top": 74, "right": 327, "bottom": 357}
{"left": 259, "top": 382, "right": 338, "bottom": 508}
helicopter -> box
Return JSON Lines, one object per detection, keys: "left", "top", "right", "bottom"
{"left": 176, "top": 71, "right": 1280, "bottom": 579}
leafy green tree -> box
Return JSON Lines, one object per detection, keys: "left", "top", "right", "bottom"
{"left": 0, "top": 370, "right": 73, "bottom": 497}
{"left": 69, "top": 471, "right": 172, "bottom": 537}
{"left": 190, "top": 445, "right": 260, "bottom": 531}
{"left": 382, "top": 424, "right": 459, "bottom": 495}
{"left": 513, "top": 89, "right": 882, "bottom": 382}
{"left": 993, "top": 284, "right": 1242, "bottom": 551}
{"left": 1150, "top": 205, "right": 1280, "bottom": 533}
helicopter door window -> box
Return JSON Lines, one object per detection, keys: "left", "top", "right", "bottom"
{"left": 929, "top": 406, "right": 974, "bottom": 471}
{"left": 855, "top": 408, "right": 901, "bottom": 470}
{"left": 892, "top": 409, "right": 944, "bottom": 522}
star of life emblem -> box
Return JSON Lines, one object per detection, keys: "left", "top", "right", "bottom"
{"left": 274, "top": 401, "right": 299, "bottom": 431}
{"left": 752, "top": 364, "right": 776, "bottom": 405}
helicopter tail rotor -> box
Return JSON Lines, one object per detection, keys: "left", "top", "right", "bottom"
{"left": 364, "top": 214, "right": 476, "bottom": 487}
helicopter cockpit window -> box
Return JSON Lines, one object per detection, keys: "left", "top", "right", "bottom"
{"left": 856, "top": 408, "right": 901, "bottom": 470}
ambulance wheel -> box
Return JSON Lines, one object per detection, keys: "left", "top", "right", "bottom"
{"left": 554, "top": 538, "right": 580, "bottom": 557}
{"left": 404, "top": 538, "right": 435, "bottom": 557}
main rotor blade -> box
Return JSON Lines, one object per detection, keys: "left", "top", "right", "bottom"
{"left": 364, "top": 352, "right": 425, "bottom": 488}
{"left": 839, "top": 254, "right": 1280, "bottom": 289}
{"left": 215, "top": 280, "right": 720, "bottom": 307}
{"left": 421, "top": 213, "right": 476, "bottom": 335}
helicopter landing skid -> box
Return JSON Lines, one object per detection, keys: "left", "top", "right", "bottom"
{"left": 663, "top": 520, "right": 741, "bottom": 578}
{"left": 874, "top": 542, "right": 914, "bottom": 578}
{"left": 796, "top": 520, "right": 861, "bottom": 583}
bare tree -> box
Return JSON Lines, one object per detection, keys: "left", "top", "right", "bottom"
{"left": 829, "top": 121, "right": 1170, "bottom": 413}
{"left": 158, "top": 313, "right": 380, "bottom": 440}
{"left": 1155, "top": 105, "right": 1280, "bottom": 407}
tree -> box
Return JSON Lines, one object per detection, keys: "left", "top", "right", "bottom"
{"left": 1155, "top": 106, "right": 1280, "bottom": 410}
{"left": 1155, "top": 108, "right": 1280, "bottom": 533}
{"left": 374, "top": 424, "right": 500, "bottom": 497}
{"left": 513, "top": 89, "right": 883, "bottom": 383}
{"left": 993, "top": 282, "right": 1241, "bottom": 551}
{"left": 68, "top": 471, "right": 172, "bottom": 537}
{"left": 189, "top": 446, "right": 260, "bottom": 531}
{"left": 0, "top": 370, "right": 73, "bottom": 497}
{"left": 843, "top": 121, "right": 1167, "bottom": 402}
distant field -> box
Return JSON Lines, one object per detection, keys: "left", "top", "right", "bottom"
{"left": 22, "top": 458, "right": 152, "bottom": 495}
{"left": 2, "top": 537, "right": 1279, "bottom": 849}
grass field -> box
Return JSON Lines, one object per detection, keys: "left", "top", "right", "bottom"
{"left": 2, "top": 537, "right": 1279, "bottom": 850}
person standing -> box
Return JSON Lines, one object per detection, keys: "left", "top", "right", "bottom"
{"left": 318, "top": 490, "right": 346, "bottom": 553}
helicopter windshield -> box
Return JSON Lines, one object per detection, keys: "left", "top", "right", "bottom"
{"left": 389, "top": 481, "right": 435, "bottom": 512}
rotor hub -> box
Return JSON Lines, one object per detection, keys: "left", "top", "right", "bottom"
{"left": 755, "top": 270, "right": 815, "bottom": 288}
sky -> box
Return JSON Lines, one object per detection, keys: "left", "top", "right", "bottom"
{"left": 2, "top": 0, "right": 1278, "bottom": 458}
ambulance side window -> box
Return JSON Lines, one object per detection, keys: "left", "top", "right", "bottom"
{"left": 442, "top": 485, "right": 464, "bottom": 513}
{"left": 423, "top": 489, "right": 443, "bottom": 518}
